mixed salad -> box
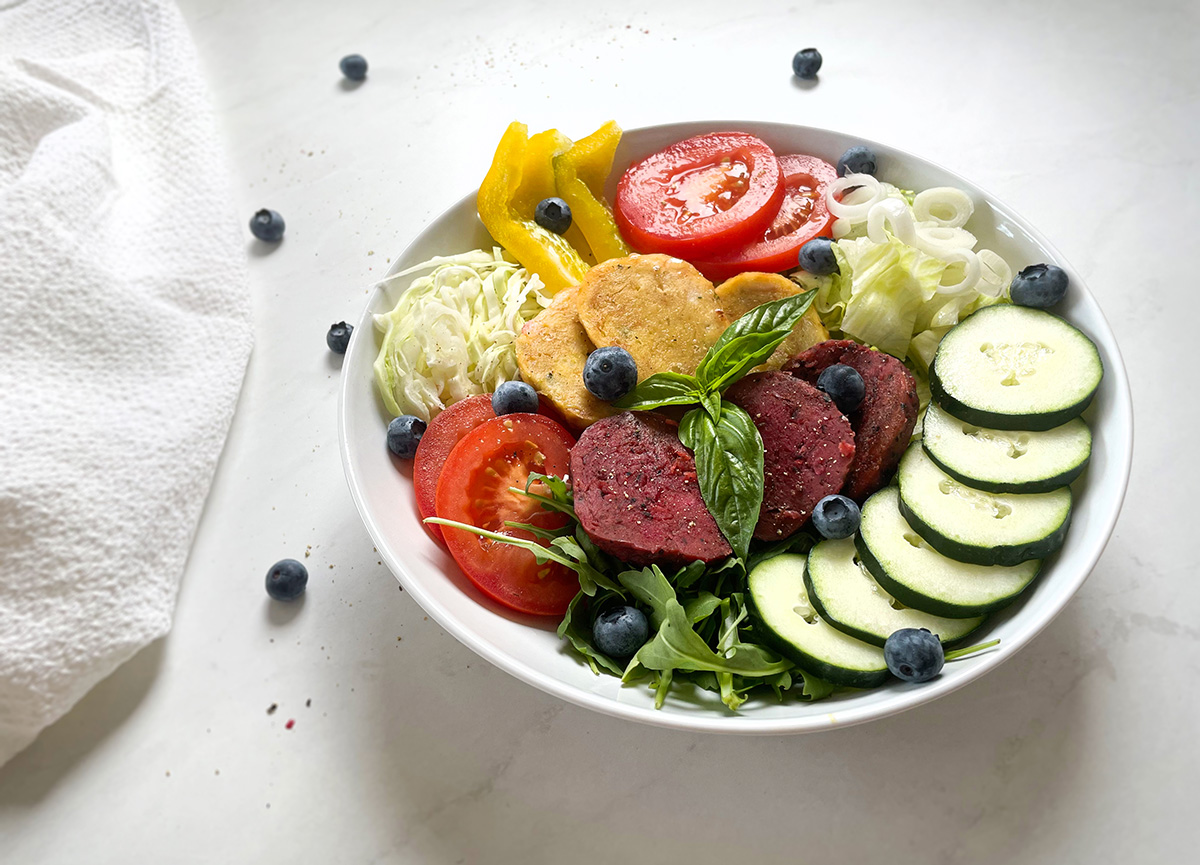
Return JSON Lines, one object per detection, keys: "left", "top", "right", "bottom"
{"left": 370, "top": 120, "right": 1102, "bottom": 711}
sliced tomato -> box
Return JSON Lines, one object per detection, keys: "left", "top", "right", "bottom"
{"left": 691, "top": 154, "right": 838, "bottom": 282}
{"left": 412, "top": 394, "right": 569, "bottom": 545}
{"left": 435, "top": 413, "right": 579, "bottom": 616}
{"left": 614, "top": 132, "right": 784, "bottom": 260}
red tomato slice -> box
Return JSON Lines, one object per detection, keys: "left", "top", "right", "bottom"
{"left": 412, "top": 394, "right": 569, "bottom": 545}
{"left": 691, "top": 154, "right": 838, "bottom": 282}
{"left": 435, "top": 413, "right": 579, "bottom": 616}
{"left": 614, "top": 132, "right": 785, "bottom": 260}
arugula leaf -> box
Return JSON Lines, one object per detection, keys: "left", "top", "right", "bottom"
{"left": 683, "top": 591, "right": 722, "bottom": 625}
{"left": 613, "top": 371, "right": 703, "bottom": 411}
{"left": 694, "top": 290, "right": 816, "bottom": 390}
{"left": 678, "top": 403, "right": 764, "bottom": 561}
{"left": 672, "top": 560, "right": 708, "bottom": 591}
{"left": 557, "top": 591, "right": 625, "bottom": 676}
{"left": 424, "top": 517, "right": 618, "bottom": 595}
{"left": 797, "top": 670, "right": 837, "bottom": 701}
{"left": 526, "top": 472, "right": 572, "bottom": 502}
{"left": 616, "top": 565, "right": 676, "bottom": 629}
{"left": 624, "top": 599, "right": 791, "bottom": 685}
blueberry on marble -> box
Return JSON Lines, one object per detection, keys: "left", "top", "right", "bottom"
{"left": 491, "top": 381, "right": 539, "bottom": 415}
{"left": 339, "top": 54, "right": 368, "bottom": 81}
{"left": 884, "top": 628, "right": 945, "bottom": 683}
{"left": 266, "top": 559, "right": 308, "bottom": 601}
{"left": 792, "top": 48, "right": 822, "bottom": 80}
{"left": 249, "top": 209, "right": 285, "bottom": 242}
{"left": 326, "top": 322, "right": 353, "bottom": 354}
{"left": 387, "top": 415, "right": 426, "bottom": 459}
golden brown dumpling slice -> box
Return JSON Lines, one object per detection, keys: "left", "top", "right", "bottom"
{"left": 715, "top": 271, "right": 829, "bottom": 371}
{"left": 576, "top": 254, "right": 729, "bottom": 379}
{"left": 515, "top": 287, "right": 617, "bottom": 430}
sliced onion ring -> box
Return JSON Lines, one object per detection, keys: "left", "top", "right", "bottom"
{"left": 826, "top": 173, "right": 884, "bottom": 221}
{"left": 934, "top": 248, "right": 982, "bottom": 296}
{"left": 913, "top": 187, "right": 975, "bottom": 228}
{"left": 866, "top": 198, "right": 917, "bottom": 245}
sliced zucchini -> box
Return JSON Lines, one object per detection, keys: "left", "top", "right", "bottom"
{"left": 804, "top": 537, "right": 986, "bottom": 646}
{"left": 746, "top": 553, "right": 888, "bottom": 689}
{"left": 929, "top": 304, "right": 1103, "bottom": 431}
{"left": 857, "top": 487, "right": 1042, "bottom": 616}
{"left": 921, "top": 402, "right": 1092, "bottom": 493}
{"left": 897, "top": 446, "right": 1071, "bottom": 566}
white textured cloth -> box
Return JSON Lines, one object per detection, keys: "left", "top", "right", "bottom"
{"left": 0, "top": 0, "right": 252, "bottom": 766}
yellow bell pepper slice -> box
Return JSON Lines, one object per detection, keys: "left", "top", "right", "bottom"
{"left": 477, "top": 122, "right": 589, "bottom": 294}
{"left": 553, "top": 121, "right": 631, "bottom": 262}
{"left": 512, "top": 128, "right": 595, "bottom": 265}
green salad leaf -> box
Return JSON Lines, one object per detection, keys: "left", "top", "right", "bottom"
{"left": 612, "top": 371, "right": 704, "bottom": 412}
{"left": 679, "top": 402, "right": 764, "bottom": 562}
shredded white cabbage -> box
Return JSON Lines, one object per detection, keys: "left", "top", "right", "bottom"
{"left": 372, "top": 248, "right": 551, "bottom": 421}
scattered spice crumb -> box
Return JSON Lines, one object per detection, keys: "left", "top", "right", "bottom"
{"left": 306, "top": 698, "right": 312, "bottom": 708}
{"left": 215, "top": 770, "right": 220, "bottom": 776}
{"left": 286, "top": 719, "right": 295, "bottom": 730}
{"left": 267, "top": 703, "right": 278, "bottom": 715}
{"left": 329, "top": 565, "right": 334, "bottom": 569}
{"left": 165, "top": 770, "right": 171, "bottom": 777}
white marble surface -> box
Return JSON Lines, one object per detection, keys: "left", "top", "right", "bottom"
{"left": 1, "top": 0, "right": 1195, "bottom": 861}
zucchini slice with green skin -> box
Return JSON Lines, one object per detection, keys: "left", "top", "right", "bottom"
{"left": 857, "top": 487, "right": 1042, "bottom": 617}
{"left": 804, "top": 536, "right": 986, "bottom": 646}
{"left": 897, "top": 446, "right": 1071, "bottom": 567}
{"left": 746, "top": 553, "right": 889, "bottom": 689}
{"left": 929, "top": 304, "right": 1103, "bottom": 431}
{"left": 921, "top": 402, "right": 1092, "bottom": 494}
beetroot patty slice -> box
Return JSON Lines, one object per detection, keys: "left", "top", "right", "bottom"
{"left": 570, "top": 412, "right": 731, "bottom": 566}
{"left": 725, "top": 372, "right": 855, "bottom": 541}
{"left": 783, "top": 340, "right": 918, "bottom": 501}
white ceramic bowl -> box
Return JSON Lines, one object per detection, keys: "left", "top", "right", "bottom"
{"left": 338, "top": 121, "right": 1133, "bottom": 734}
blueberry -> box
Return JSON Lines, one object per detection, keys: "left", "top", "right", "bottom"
{"left": 491, "top": 380, "right": 539, "bottom": 415}
{"left": 387, "top": 415, "right": 426, "bottom": 459}
{"left": 811, "top": 494, "right": 861, "bottom": 539}
{"left": 592, "top": 605, "right": 649, "bottom": 660}
{"left": 249, "top": 209, "right": 285, "bottom": 242}
{"left": 798, "top": 238, "right": 839, "bottom": 275}
{"left": 534, "top": 197, "right": 572, "bottom": 235}
{"left": 326, "top": 321, "right": 353, "bottom": 354}
{"left": 884, "top": 628, "right": 945, "bottom": 683}
{"left": 836, "top": 145, "right": 877, "bottom": 177}
{"left": 1010, "top": 263, "right": 1068, "bottom": 308}
{"left": 792, "top": 47, "right": 822, "bottom": 80}
{"left": 339, "top": 54, "right": 368, "bottom": 81}
{"left": 583, "top": 346, "right": 638, "bottom": 402}
{"left": 266, "top": 559, "right": 308, "bottom": 601}
{"left": 816, "top": 363, "right": 865, "bottom": 414}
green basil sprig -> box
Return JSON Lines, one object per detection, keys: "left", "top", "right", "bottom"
{"left": 612, "top": 290, "right": 816, "bottom": 559}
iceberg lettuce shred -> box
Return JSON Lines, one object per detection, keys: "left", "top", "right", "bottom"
{"left": 372, "top": 248, "right": 551, "bottom": 421}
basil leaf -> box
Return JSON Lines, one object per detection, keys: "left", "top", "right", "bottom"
{"left": 695, "top": 290, "right": 817, "bottom": 391}
{"left": 699, "top": 389, "right": 721, "bottom": 422}
{"left": 613, "top": 371, "right": 703, "bottom": 411}
{"left": 678, "top": 403, "right": 764, "bottom": 561}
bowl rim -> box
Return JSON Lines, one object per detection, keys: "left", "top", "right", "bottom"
{"left": 337, "top": 120, "right": 1134, "bottom": 734}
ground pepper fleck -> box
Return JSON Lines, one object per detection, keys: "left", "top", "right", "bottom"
{"left": 285, "top": 719, "right": 295, "bottom": 730}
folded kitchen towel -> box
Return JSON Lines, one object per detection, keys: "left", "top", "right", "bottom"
{"left": 0, "top": 0, "right": 252, "bottom": 766}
